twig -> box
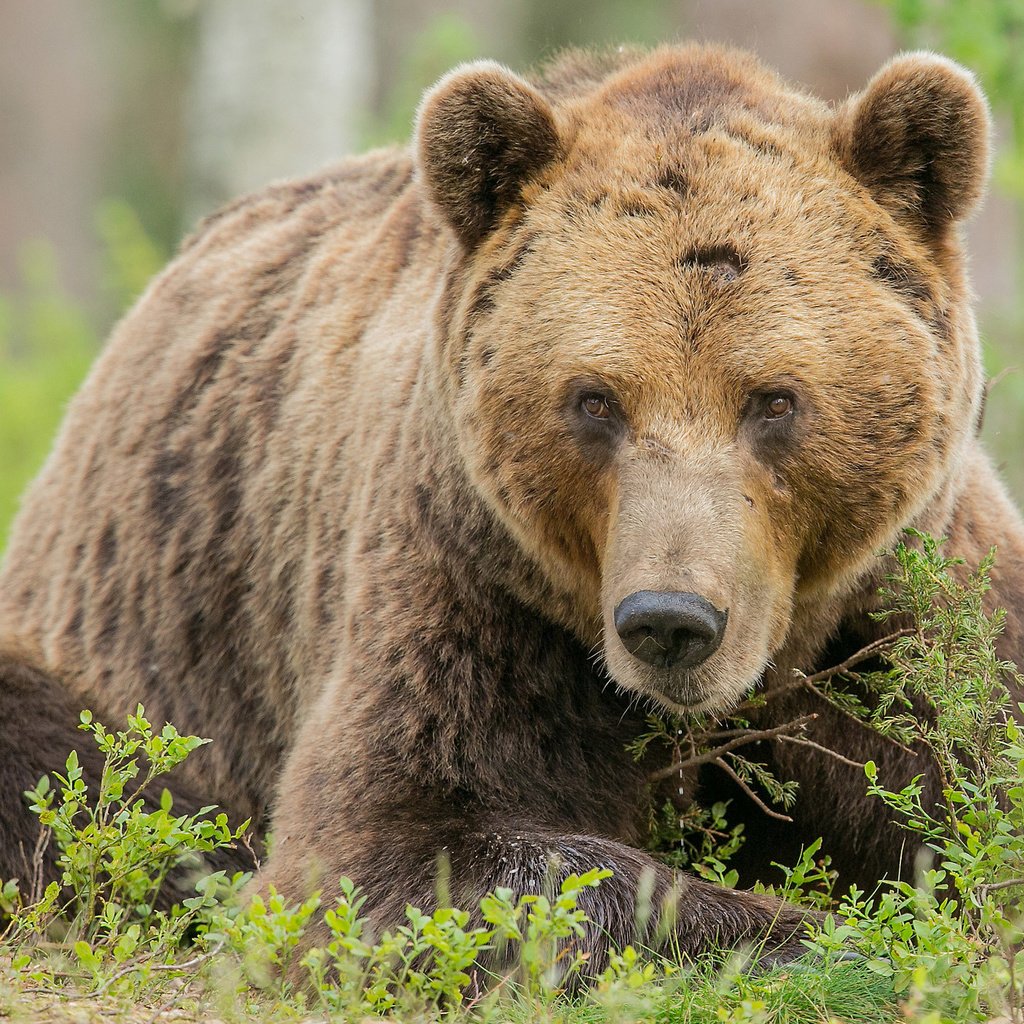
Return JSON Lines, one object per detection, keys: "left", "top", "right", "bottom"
{"left": 976, "top": 877, "right": 1024, "bottom": 895}
{"left": 240, "top": 829, "right": 262, "bottom": 872}
{"left": 979, "top": 366, "right": 1017, "bottom": 432}
{"left": 82, "top": 942, "right": 225, "bottom": 1000}
{"left": 647, "top": 716, "right": 816, "bottom": 783}
{"left": 730, "top": 628, "right": 916, "bottom": 718}
{"left": 798, "top": 628, "right": 916, "bottom": 686}
{"left": 463, "top": 967, "right": 514, "bottom": 1013}
{"left": 712, "top": 757, "right": 793, "bottom": 822}
{"left": 775, "top": 734, "right": 867, "bottom": 769}
{"left": 29, "top": 827, "right": 51, "bottom": 906}
{"left": 145, "top": 994, "right": 182, "bottom": 1024}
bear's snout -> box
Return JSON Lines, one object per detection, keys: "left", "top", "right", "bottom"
{"left": 613, "top": 590, "right": 728, "bottom": 670}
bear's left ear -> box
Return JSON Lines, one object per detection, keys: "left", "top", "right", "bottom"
{"left": 835, "top": 53, "right": 991, "bottom": 234}
{"left": 416, "top": 61, "right": 562, "bottom": 248}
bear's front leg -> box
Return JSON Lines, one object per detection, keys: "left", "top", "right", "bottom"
{"left": 454, "top": 826, "right": 816, "bottom": 972}
{"left": 263, "top": 702, "right": 816, "bottom": 974}
{"left": 264, "top": 812, "right": 814, "bottom": 974}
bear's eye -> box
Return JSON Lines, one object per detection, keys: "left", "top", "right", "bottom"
{"left": 764, "top": 394, "right": 794, "bottom": 419}
{"left": 581, "top": 395, "right": 612, "bottom": 420}
{"left": 566, "top": 379, "right": 626, "bottom": 457}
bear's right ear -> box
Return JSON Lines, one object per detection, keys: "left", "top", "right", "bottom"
{"left": 415, "top": 61, "right": 562, "bottom": 248}
{"left": 835, "top": 52, "right": 991, "bottom": 235}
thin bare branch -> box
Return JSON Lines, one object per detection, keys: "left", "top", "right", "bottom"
{"left": 712, "top": 757, "right": 793, "bottom": 822}
{"left": 29, "top": 827, "right": 50, "bottom": 906}
{"left": 976, "top": 877, "right": 1024, "bottom": 895}
{"left": 775, "top": 733, "right": 867, "bottom": 769}
{"left": 731, "top": 628, "right": 916, "bottom": 718}
{"left": 798, "top": 628, "right": 917, "bottom": 686}
{"left": 647, "top": 716, "right": 816, "bottom": 783}
{"left": 83, "top": 943, "right": 225, "bottom": 999}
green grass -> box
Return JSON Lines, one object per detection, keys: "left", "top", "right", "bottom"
{"left": 0, "top": 964, "right": 898, "bottom": 1024}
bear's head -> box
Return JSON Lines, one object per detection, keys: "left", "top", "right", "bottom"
{"left": 415, "top": 45, "right": 990, "bottom": 714}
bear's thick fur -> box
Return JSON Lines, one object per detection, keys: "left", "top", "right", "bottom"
{"left": 2, "top": 44, "right": 1022, "bottom": 963}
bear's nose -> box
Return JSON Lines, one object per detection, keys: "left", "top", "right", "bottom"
{"left": 613, "top": 591, "right": 728, "bottom": 670}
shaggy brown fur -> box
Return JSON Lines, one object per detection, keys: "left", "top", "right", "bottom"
{"left": 1, "top": 44, "right": 1019, "bottom": 965}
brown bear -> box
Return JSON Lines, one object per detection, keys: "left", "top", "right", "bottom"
{"left": 1, "top": 43, "right": 1021, "bottom": 966}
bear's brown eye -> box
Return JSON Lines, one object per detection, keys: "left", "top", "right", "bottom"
{"left": 581, "top": 395, "right": 612, "bottom": 420}
{"left": 567, "top": 379, "right": 626, "bottom": 457}
{"left": 765, "top": 394, "right": 793, "bottom": 419}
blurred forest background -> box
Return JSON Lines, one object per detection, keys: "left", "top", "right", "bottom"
{"left": 1, "top": 0, "right": 1022, "bottom": 547}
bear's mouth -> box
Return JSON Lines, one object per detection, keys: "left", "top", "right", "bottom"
{"left": 603, "top": 629, "right": 764, "bottom": 717}
{"left": 643, "top": 679, "right": 713, "bottom": 714}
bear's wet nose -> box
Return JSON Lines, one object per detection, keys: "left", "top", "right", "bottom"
{"left": 613, "top": 591, "right": 728, "bottom": 670}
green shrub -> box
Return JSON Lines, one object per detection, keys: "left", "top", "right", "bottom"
{"left": 1, "top": 706, "right": 249, "bottom": 1001}
{"left": 811, "top": 534, "right": 1024, "bottom": 1021}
